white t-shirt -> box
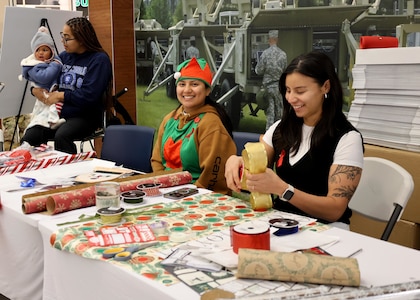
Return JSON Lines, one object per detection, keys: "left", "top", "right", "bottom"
{"left": 262, "top": 120, "right": 364, "bottom": 168}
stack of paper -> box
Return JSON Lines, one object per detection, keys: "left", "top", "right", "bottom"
{"left": 347, "top": 47, "right": 420, "bottom": 152}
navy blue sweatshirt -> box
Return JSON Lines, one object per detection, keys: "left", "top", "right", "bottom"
{"left": 58, "top": 51, "right": 112, "bottom": 128}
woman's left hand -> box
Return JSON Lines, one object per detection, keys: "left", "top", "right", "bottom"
{"left": 246, "top": 168, "right": 286, "bottom": 196}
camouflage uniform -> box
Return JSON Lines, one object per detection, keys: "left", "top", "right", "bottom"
{"left": 255, "top": 44, "right": 287, "bottom": 131}
{"left": 1, "top": 114, "right": 31, "bottom": 151}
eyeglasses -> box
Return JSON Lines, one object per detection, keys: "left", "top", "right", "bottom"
{"left": 60, "top": 32, "right": 76, "bottom": 44}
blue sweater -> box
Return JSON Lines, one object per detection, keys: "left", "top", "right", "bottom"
{"left": 58, "top": 50, "right": 112, "bottom": 128}
{"left": 21, "top": 55, "right": 62, "bottom": 90}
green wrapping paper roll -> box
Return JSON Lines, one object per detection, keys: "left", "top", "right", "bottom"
{"left": 237, "top": 248, "right": 361, "bottom": 287}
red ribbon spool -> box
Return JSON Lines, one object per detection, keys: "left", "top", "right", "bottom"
{"left": 231, "top": 221, "right": 270, "bottom": 254}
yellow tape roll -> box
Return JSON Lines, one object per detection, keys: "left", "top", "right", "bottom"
{"left": 241, "top": 142, "right": 272, "bottom": 211}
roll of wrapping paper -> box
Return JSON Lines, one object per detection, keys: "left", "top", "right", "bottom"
{"left": 240, "top": 142, "right": 272, "bottom": 210}
{"left": 0, "top": 151, "right": 96, "bottom": 176}
{"left": 237, "top": 248, "right": 361, "bottom": 287}
{"left": 22, "top": 170, "right": 193, "bottom": 214}
{"left": 46, "top": 186, "right": 96, "bottom": 214}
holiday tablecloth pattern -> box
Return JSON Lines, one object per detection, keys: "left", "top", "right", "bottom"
{"left": 50, "top": 192, "right": 272, "bottom": 286}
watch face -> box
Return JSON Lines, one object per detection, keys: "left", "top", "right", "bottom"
{"left": 283, "top": 190, "right": 294, "bottom": 200}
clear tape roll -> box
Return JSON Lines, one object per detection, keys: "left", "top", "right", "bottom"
{"left": 149, "top": 220, "right": 169, "bottom": 235}
{"left": 169, "top": 227, "right": 195, "bottom": 243}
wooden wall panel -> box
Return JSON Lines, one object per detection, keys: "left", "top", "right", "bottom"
{"left": 88, "top": 0, "right": 137, "bottom": 156}
{"left": 89, "top": 0, "right": 136, "bottom": 123}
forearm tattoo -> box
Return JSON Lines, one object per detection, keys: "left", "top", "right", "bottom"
{"left": 330, "top": 165, "right": 362, "bottom": 199}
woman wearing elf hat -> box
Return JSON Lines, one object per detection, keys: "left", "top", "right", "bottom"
{"left": 151, "top": 57, "right": 236, "bottom": 195}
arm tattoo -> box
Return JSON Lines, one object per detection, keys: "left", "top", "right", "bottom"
{"left": 330, "top": 165, "right": 362, "bottom": 199}
{"left": 332, "top": 185, "right": 357, "bottom": 199}
{"left": 330, "top": 165, "right": 362, "bottom": 184}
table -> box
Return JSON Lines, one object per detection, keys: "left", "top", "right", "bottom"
{"left": 38, "top": 199, "right": 420, "bottom": 300}
{"left": 0, "top": 158, "right": 118, "bottom": 300}
{"left": 2, "top": 161, "right": 420, "bottom": 300}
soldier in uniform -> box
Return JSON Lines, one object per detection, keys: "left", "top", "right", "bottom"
{"left": 185, "top": 36, "right": 200, "bottom": 59}
{"left": 255, "top": 30, "right": 287, "bottom": 130}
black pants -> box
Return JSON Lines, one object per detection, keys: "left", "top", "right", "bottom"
{"left": 21, "top": 117, "right": 96, "bottom": 154}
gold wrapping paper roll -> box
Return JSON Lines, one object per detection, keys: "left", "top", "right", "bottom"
{"left": 237, "top": 248, "right": 361, "bottom": 287}
{"left": 240, "top": 142, "right": 272, "bottom": 210}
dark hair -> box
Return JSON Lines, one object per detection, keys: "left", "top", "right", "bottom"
{"left": 206, "top": 95, "right": 234, "bottom": 138}
{"left": 66, "top": 17, "right": 106, "bottom": 53}
{"left": 274, "top": 51, "right": 349, "bottom": 154}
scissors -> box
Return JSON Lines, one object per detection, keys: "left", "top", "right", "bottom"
{"left": 102, "top": 242, "right": 159, "bottom": 261}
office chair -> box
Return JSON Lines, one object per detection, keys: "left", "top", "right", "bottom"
{"left": 232, "top": 131, "right": 261, "bottom": 156}
{"left": 349, "top": 157, "right": 414, "bottom": 241}
{"left": 100, "top": 124, "right": 156, "bottom": 173}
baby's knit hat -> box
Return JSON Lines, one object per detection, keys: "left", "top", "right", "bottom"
{"left": 173, "top": 57, "right": 212, "bottom": 87}
{"left": 31, "top": 26, "right": 54, "bottom": 56}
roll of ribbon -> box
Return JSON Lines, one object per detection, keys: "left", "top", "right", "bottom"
{"left": 137, "top": 183, "right": 162, "bottom": 197}
{"left": 231, "top": 220, "right": 270, "bottom": 254}
{"left": 241, "top": 142, "right": 272, "bottom": 211}
{"left": 269, "top": 218, "right": 299, "bottom": 236}
{"left": 121, "top": 190, "right": 145, "bottom": 204}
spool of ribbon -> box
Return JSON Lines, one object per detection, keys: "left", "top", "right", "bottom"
{"left": 121, "top": 190, "right": 145, "bottom": 204}
{"left": 269, "top": 218, "right": 299, "bottom": 236}
{"left": 231, "top": 220, "right": 270, "bottom": 254}
{"left": 241, "top": 142, "right": 272, "bottom": 210}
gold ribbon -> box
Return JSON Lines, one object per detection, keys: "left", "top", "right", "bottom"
{"left": 241, "top": 142, "right": 272, "bottom": 210}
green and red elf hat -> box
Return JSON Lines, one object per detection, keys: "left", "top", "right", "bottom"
{"left": 173, "top": 57, "right": 212, "bottom": 87}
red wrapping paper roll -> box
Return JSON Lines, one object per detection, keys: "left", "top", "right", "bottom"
{"left": 46, "top": 186, "right": 96, "bottom": 215}
{"left": 231, "top": 220, "right": 270, "bottom": 254}
{"left": 359, "top": 36, "right": 398, "bottom": 49}
{"left": 119, "top": 171, "right": 192, "bottom": 191}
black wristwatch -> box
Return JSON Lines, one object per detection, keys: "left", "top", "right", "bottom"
{"left": 280, "top": 184, "right": 294, "bottom": 201}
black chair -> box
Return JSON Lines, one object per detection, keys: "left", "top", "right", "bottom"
{"left": 79, "top": 88, "right": 133, "bottom": 152}
{"left": 100, "top": 124, "right": 156, "bottom": 173}
{"left": 232, "top": 131, "right": 261, "bottom": 156}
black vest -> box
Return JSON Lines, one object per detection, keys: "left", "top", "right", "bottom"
{"left": 274, "top": 125, "right": 356, "bottom": 224}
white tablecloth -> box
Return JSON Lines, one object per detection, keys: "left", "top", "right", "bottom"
{"left": 0, "top": 159, "right": 116, "bottom": 300}
{"left": 38, "top": 204, "right": 420, "bottom": 300}
{"left": 2, "top": 159, "right": 420, "bottom": 300}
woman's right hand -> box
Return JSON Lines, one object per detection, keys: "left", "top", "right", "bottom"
{"left": 225, "top": 155, "right": 244, "bottom": 192}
